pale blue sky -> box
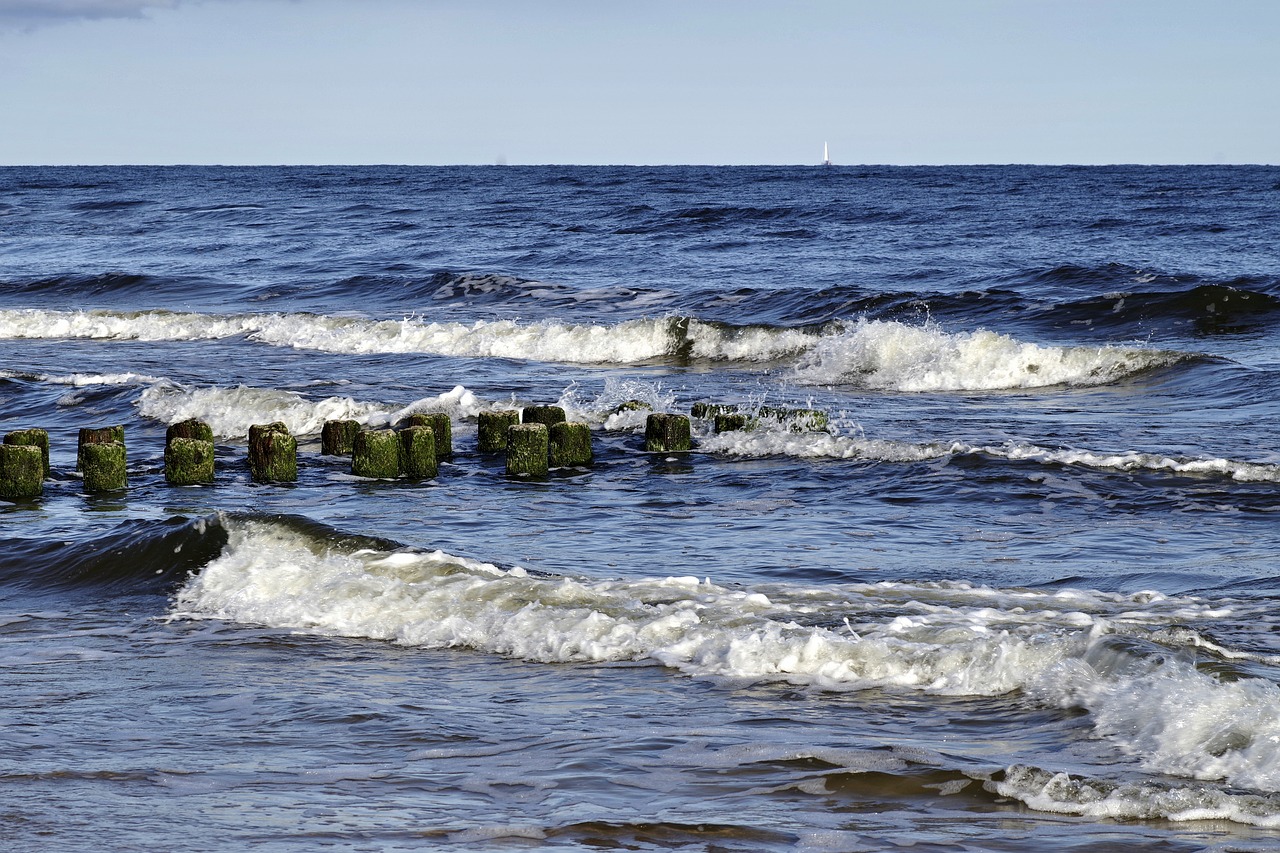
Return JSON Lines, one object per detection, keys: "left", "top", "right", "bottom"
{"left": 0, "top": 0, "right": 1276, "bottom": 165}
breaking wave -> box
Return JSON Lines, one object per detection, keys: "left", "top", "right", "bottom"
{"left": 0, "top": 308, "right": 1194, "bottom": 390}
{"left": 791, "top": 319, "right": 1193, "bottom": 390}
{"left": 158, "top": 512, "right": 1280, "bottom": 823}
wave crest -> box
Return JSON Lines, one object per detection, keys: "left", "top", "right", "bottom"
{"left": 792, "top": 319, "right": 1192, "bottom": 390}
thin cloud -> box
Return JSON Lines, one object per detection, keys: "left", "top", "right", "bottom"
{"left": 0, "top": 1, "right": 204, "bottom": 30}
{"left": 0, "top": 1, "right": 177, "bottom": 18}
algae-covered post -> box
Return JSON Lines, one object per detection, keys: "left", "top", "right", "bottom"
{"left": 397, "top": 413, "right": 451, "bottom": 456}
{"left": 477, "top": 410, "right": 519, "bottom": 453}
{"left": 690, "top": 402, "right": 737, "bottom": 419}
{"left": 611, "top": 400, "right": 653, "bottom": 416}
{"left": 82, "top": 441, "right": 127, "bottom": 493}
{"left": 522, "top": 405, "right": 566, "bottom": 429}
{"left": 397, "top": 426, "right": 437, "bottom": 479}
{"left": 421, "top": 413, "right": 452, "bottom": 459}
{"left": 644, "top": 413, "right": 692, "bottom": 452}
{"left": 165, "top": 438, "right": 215, "bottom": 486}
{"left": 166, "top": 418, "right": 214, "bottom": 445}
{"left": 4, "top": 428, "right": 50, "bottom": 479}
{"left": 352, "top": 429, "right": 401, "bottom": 479}
{"left": 320, "top": 420, "right": 360, "bottom": 456}
{"left": 248, "top": 422, "right": 297, "bottom": 483}
{"left": 321, "top": 419, "right": 361, "bottom": 456}
{"left": 549, "top": 421, "right": 593, "bottom": 468}
{"left": 506, "top": 423, "right": 549, "bottom": 477}
{"left": 714, "top": 413, "right": 750, "bottom": 433}
{"left": 77, "top": 425, "right": 124, "bottom": 471}
{"left": 786, "top": 408, "right": 829, "bottom": 432}
{"left": 0, "top": 444, "right": 43, "bottom": 499}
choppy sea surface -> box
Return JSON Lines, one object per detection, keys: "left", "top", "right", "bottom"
{"left": 2, "top": 164, "right": 1279, "bottom": 852}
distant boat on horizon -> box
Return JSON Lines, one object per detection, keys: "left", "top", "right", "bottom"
{"left": 822, "top": 142, "right": 832, "bottom": 167}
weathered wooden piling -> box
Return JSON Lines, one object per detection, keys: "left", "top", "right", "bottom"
{"left": 165, "top": 437, "right": 215, "bottom": 486}
{"left": 644, "top": 413, "right": 692, "bottom": 452}
{"left": 397, "top": 426, "right": 437, "bottom": 479}
{"left": 397, "top": 413, "right": 451, "bottom": 456}
{"left": 352, "top": 429, "right": 401, "bottom": 479}
{"left": 477, "top": 410, "right": 519, "bottom": 452}
{"left": 714, "top": 413, "right": 750, "bottom": 433}
{"left": 420, "top": 413, "right": 452, "bottom": 458}
{"left": 321, "top": 419, "right": 361, "bottom": 456}
{"left": 611, "top": 400, "right": 653, "bottom": 416}
{"left": 248, "top": 422, "right": 297, "bottom": 483}
{"left": 522, "top": 405, "right": 566, "bottom": 429}
{"left": 78, "top": 425, "right": 124, "bottom": 471}
{"left": 785, "top": 408, "right": 829, "bottom": 432}
{"left": 82, "top": 441, "right": 127, "bottom": 493}
{"left": 0, "top": 444, "right": 43, "bottom": 499}
{"left": 690, "top": 402, "right": 738, "bottom": 419}
{"left": 4, "top": 429, "right": 49, "bottom": 478}
{"left": 166, "top": 418, "right": 214, "bottom": 445}
{"left": 549, "top": 422, "right": 593, "bottom": 468}
{"left": 506, "top": 423, "right": 549, "bottom": 477}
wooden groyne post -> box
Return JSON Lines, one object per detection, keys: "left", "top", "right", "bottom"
{"left": 0, "top": 444, "right": 43, "bottom": 499}
{"left": 644, "top": 413, "right": 692, "bottom": 452}
{"left": 248, "top": 422, "right": 297, "bottom": 483}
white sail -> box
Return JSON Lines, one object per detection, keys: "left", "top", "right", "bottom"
{"left": 822, "top": 142, "right": 831, "bottom": 166}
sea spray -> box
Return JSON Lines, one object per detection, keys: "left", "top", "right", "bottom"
{"left": 792, "top": 318, "right": 1191, "bottom": 391}
{"left": 170, "top": 515, "right": 1280, "bottom": 805}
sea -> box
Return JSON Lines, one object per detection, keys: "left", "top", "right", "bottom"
{"left": 2, "top": 164, "right": 1279, "bottom": 852}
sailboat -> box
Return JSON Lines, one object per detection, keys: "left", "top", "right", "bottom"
{"left": 822, "top": 142, "right": 832, "bottom": 167}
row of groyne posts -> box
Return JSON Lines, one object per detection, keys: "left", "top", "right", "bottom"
{"left": 0, "top": 402, "right": 828, "bottom": 499}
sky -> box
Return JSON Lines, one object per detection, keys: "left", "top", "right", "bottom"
{"left": 0, "top": 0, "right": 1276, "bottom": 165}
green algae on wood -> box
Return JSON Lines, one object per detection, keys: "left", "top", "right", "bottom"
{"left": 397, "top": 426, "right": 437, "bottom": 479}
{"left": 77, "top": 425, "right": 124, "bottom": 471}
{"left": 421, "top": 413, "right": 452, "bottom": 458}
{"left": 522, "top": 405, "right": 566, "bottom": 429}
{"left": 248, "top": 422, "right": 297, "bottom": 483}
{"left": 690, "top": 402, "right": 738, "bottom": 419}
{"left": 166, "top": 418, "right": 214, "bottom": 445}
{"left": 82, "top": 441, "right": 127, "bottom": 493}
{"left": 398, "top": 413, "right": 451, "bottom": 457}
{"left": 477, "top": 410, "right": 519, "bottom": 453}
{"left": 352, "top": 429, "right": 401, "bottom": 479}
{"left": 713, "top": 413, "right": 751, "bottom": 434}
{"left": 4, "top": 429, "right": 50, "bottom": 478}
{"left": 611, "top": 399, "right": 653, "bottom": 416}
{"left": 321, "top": 419, "right": 361, "bottom": 456}
{"left": 0, "top": 444, "right": 43, "bottom": 499}
{"left": 506, "top": 423, "right": 549, "bottom": 477}
{"left": 785, "top": 408, "right": 829, "bottom": 432}
{"left": 644, "top": 413, "right": 692, "bottom": 453}
{"left": 165, "top": 438, "right": 215, "bottom": 486}
{"left": 549, "top": 421, "right": 592, "bottom": 468}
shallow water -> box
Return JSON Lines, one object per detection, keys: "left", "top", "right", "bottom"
{"left": 2, "top": 165, "right": 1279, "bottom": 851}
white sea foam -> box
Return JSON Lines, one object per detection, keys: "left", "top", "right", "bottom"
{"left": 0, "top": 369, "right": 168, "bottom": 386}
{"left": 792, "top": 318, "right": 1188, "bottom": 390}
{"left": 0, "top": 308, "right": 687, "bottom": 364}
{"left": 171, "top": 515, "right": 1280, "bottom": 816}
{"left": 700, "top": 426, "right": 1280, "bottom": 483}
{"left": 136, "top": 383, "right": 488, "bottom": 439}
{"left": 990, "top": 764, "right": 1280, "bottom": 827}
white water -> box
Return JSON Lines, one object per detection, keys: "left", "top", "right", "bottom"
{"left": 169, "top": 516, "right": 1280, "bottom": 823}
{"left": 136, "top": 382, "right": 487, "bottom": 438}
{"left": 0, "top": 309, "right": 1188, "bottom": 388}
{"left": 791, "top": 318, "right": 1189, "bottom": 390}
{"left": 699, "top": 425, "right": 1280, "bottom": 483}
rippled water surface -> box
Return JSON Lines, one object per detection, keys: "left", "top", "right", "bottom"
{"left": 2, "top": 165, "right": 1280, "bottom": 851}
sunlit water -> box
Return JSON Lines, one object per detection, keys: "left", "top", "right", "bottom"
{"left": 2, "top": 165, "right": 1279, "bottom": 851}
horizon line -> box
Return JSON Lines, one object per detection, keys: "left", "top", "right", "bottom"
{"left": 2, "top": 161, "right": 1277, "bottom": 168}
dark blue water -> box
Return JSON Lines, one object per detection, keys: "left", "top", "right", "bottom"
{"left": 2, "top": 165, "right": 1279, "bottom": 851}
